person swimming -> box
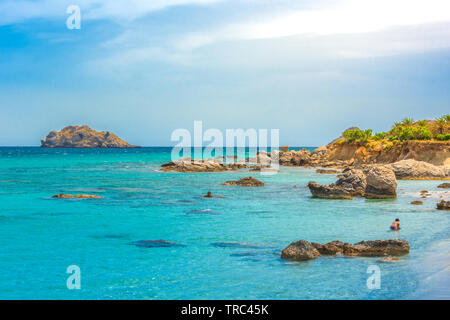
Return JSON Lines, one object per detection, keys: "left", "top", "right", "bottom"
{"left": 390, "top": 218, "right": 400, "bottom": 231}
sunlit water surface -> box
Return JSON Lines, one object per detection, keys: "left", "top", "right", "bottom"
{"left": 0, "top": 147, "right": 448, "bottom": 299}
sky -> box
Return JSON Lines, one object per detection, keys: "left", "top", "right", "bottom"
{"left": 0, "top": 0, "right": 449, "bottom": 146}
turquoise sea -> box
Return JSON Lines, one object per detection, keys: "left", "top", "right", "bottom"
{"left": 0, "top": 147, "right": 448, "bottom": 299}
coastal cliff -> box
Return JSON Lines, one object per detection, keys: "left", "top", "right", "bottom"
{"left": 41, "top": 125, "right": 139, "bottom": 148}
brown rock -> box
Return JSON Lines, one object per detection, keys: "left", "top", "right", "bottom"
{"left": 316, "top": 169, "right": 340, "bottom": 174}
{"left": 161, "top": 158, "right": 227, "bottom": 173}
{"left": 281, "top": 240, "right": 320, "bottom": 260}
{"left": 436, "top": 200, "right": 450, "bottom": 210}
{"left": 347, "top": 239, "right": 410, "bottom": 257}
{"left": 411, "top": 200, "right": 424, "bottom": 205}
{"left": 307, "top": 182, "right": 353, "bottom": 199}
{"left": 52, "top": 193, "right": 102, "bottom": 199}
{"left": 222, "top": 176, "right": 265, "bottom": 187}
{"left": 437, "top": 183, "right": 450, "bottom": 188}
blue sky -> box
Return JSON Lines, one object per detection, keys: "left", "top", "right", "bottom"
{"left": 0, "top": 0, "right": 449, "bottom": 146}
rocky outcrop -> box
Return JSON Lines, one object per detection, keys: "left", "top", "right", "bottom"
{"left": 411, "top": 200, "right": 423, "bottom": 205}
{"left": 324, "top": 140, "right": 450, "bottom": 167}
{"left": 52, "top": 193, "right": 102, "bottom": 199}
{"left": 308, "top": 167, "right": 396, "bottom": 199}
{"left": 436, "top": 200, "right": 450, "bottom": 210}
{"left": 437, "top": 183, "right": 450, "bottom": 188}
{"left": 347, "top": 240, "right": 410, "bottom": 257}
{"left": 284, "top": 239, "right": 409, "bottom": 259}
{"left": 316, "top": 169, "right": 340, "bottom": 174}
{"left": 307, "top": 182, "right": 354, "bottom": 199}
{"left": 281, "top": 240, "right": 320, "bottom": 260}
{"left": 384, "top": 159, "right": 448, "bottom": 180}
{"left": 222, "top": 176, "right": 265, "bottom": 187}
{"left": 160, "top": 157, "right": 227, "bottom": 172}
{"left": 311, "top": 240, "right": 352, "bottom": 255}
{"left": 364, "top": 166, "right": 397, "bottom": 199}
{"left": 41, "top": 125, "right": 138, "bottom": 148}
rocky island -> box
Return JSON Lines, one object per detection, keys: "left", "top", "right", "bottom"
{"left": 41, "top": 125, "right": 139, "bottom": 148}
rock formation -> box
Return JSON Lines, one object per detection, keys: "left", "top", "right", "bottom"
{"left": 384, "top": 159, "right": 448, "bottom": 180}
{"left": 436, "top": 200, "right": 450, "bottom": 210}
{"left": 222, "top": 176, "right": 265, "bottom": 187}
{"left": 364, "top": 166, "right": 397, "bottom": 198}
{"left": 52, "top": 193, "right": 102, "bottom": 199}
{"left": 160, "top": 157, "right": 228, "bottom": 173}
{"left": 282, "top": 239, "right": 409, "bottom": 260}
{"left": 281, "top": 240, "right": 321, "bottom": 260}
{"left": 307, "top": 167, "right": 396, "bottom": 199}
{"left": 41, "top": 125, "right": 138, "bottom": 148}
{"left": 437, "top": 183, "right": 450, "bottom": 188}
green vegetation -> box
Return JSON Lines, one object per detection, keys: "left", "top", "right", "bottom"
{"left": 342, "top": 129, "right": 372, "bottom": 142}
{"left": 341, "top": 114, "right": 449, "bottom": 143}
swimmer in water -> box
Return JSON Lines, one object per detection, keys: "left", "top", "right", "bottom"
{"left": 390, "top": 218, "right": 400, "bottom": 231}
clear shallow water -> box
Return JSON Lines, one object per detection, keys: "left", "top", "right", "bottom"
{"left": 0, "top": 147, "right": 448, "bottom": 300}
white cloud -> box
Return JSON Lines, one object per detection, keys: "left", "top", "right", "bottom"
{"left": 0, "top": 0, "right": 222, "bottom": 25}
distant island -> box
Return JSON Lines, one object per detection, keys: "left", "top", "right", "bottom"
{"left": 40, "top": 125, "right": 140, "bottom": 148}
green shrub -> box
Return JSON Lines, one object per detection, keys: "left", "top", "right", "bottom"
{"left": 373, "top": 132, "right": 387, "bottom": 140}
{"left": 417, "top": 120, "right": 426, "bottom": 127}
{"left": 343, "top": 129, "right": 372, "bottom": 142}
{"left": 436, "top": 134, "right": 450, "bottom": 141}
{"left": 401, "top": 117, "right": 414, "bottom": 125}
{"left": 389, "top": 136, "right": 398, "bottom": 141}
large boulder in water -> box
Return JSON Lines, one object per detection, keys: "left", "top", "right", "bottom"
{"left": 281, "top": 240, "right": 320, "bottom": 260}
{"left": 335, "top": 168, "right": 367, "bottom": 197}
{"left": 308, "top": 167, "right": 397, "bottom": 199}
{"left": 41, "top": 125, "right": 138, "bottom": 148}
{"left": 385, "top": 159, "right": 447, "bottom": 180}
{"left": 307, "top": 182, "right": 353, "bottom": 199}
{"left": 436, "top": 200, "right": 450, "bottom": 210}
{"left": 364, "top": 166, "right": 397, "bottom": 199}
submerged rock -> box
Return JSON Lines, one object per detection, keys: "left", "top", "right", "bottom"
{"left": 222, "top": 176, "right": 265, "bottom": 187}
{"left": 379, "top": 256, "right": 399, "bottom": 263}
{"left": 281, "top": 240, "right": 320, "bottom": 260}
{"left": 411, "top": 200, "right": 424, "bottom": 205}
{"left": 211, "top": 242, "right": 271, "bottom": 249}
{"left": 131, "top": 240, "right": 186, "bottom": 248}
{"left": 52, "top": 193, "right": 102, "bottom": 199}
{"left": 202, "top": 191, "right": 224, "bottom": 198}
{"left": 41, "top": 125, "right": 138, "bottom": 148}
{"left": 436, "top": 200, "right": 450, "bottom": 210}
